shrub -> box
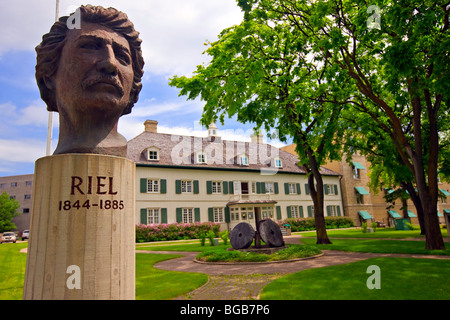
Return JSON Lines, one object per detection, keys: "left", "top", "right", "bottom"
{"left": 136, "top": 222, "right": 220, "bottom": 243}
{"left": 280, "top": 217, "right": 354, "bottom": 232}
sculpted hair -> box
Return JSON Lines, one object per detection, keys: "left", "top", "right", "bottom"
{"left": 35, "top": 5, "right": 144, "bottom": 115}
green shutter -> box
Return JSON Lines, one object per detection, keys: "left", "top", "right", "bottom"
{"left": 274, "top": 182, "right": 279, "bottom": 194}
{"left": 307, "top": 205, "right": 313, "bottom": 217}
{"left": 140, "top": 178, "right": 147, "bottom": 193}
{"left": 256, "top": 182, "right": 262, "bottom": 194}
{"left": 223, "top": 181, "right": 228, "bottom": 194}
{"left": 284, "top": 183, "right": 290, "bottom": 194}
{"left": 175, "top": 180, "right": 181, "bottom": 194}
{"left": 225, "top": 206, "right": 230, "bottom": 223}
{"left": 194, "top": 208, "right": 200, "bottom": 222}
{"left": 324, "top": 184, "right": 329, "bottom": 195}
{"left": 206, "top": 181, "right": 212, "bottom": 194}
{"left": 287, "top": 206, "right": 292, "bottom": 218}
{"left": 176, "top": 208, "right": 182, "bottom": 222}
{"left": 208, "top": 208, "right": 214, "bottom": 222}
{"left": 326, "top": 205, "right": 331, "bottom": 216}
{"left": 299, "top": 206, "right": 304, "bottom": 218}
{"left": 228, "top": 181, "right": 234, "bottom": 194}
{"left": 276, "top": 206, "right": 282, "bottom": 220}
{"left": 334, "top": 184, "right": 338, "bottom": 195}
{"left": 160, "top": 179, "right": 166, "bottom": 194}
{"left": 337, "top": 206, "right": 341, "bottom": 216}
{"left": 296, "top": 183, "right": 301, "bottom": 194}
{"left": 161, "top": 208, "right": 167, "bottom": 223}
{"left": 305, "top": 183, "right": 310, "bottom": 195}
{"left": 140, "top": 208, "right": 147, "bottom": 224}
{"left": 193, "top": 180, "right": 199, "bottom": 194}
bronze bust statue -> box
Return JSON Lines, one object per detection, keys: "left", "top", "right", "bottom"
{"left": 35, "top": 5, "right": 144, "bottom": 157}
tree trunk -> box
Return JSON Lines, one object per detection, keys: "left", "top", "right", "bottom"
{"left": 306, "top": 165, "right": 332, "bottom": 245}
{"left": 404, "top": 182, "right": 426, "bottom": 235}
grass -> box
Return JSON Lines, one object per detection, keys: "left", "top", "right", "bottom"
{"left": 299, "top": 238, "right": 450, "bottom": 255}
{"left": 298, "top": 226, "right": 449, "bottom": 239}
{"left": 260, "top": 257, "right": 450, "bottom": 300}
{"left": 135, "top": 253, "right": 207, "bottom": 300}
{"left": 197, "top": 245, "right": 321, "bottom": 263}
{"left": 0, "top": 242, "right": 28, "bottom": 300}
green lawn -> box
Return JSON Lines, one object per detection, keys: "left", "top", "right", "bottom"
{"left": 260, "top": 257, "right": 450, "bottom": 300}
{"left": 0, "top": 243, "right": 28, "bottom": 300}
{"left": 298, "top": 227, "right": 449, "bottom": 239}
{"left": 136, "top": 253, "right": 207, "bottom": 300}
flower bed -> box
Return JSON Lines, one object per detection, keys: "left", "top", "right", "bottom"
{"left": 136, "top": 222, "right": 220, "bottom": 243}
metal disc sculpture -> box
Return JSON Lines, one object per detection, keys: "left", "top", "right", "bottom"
{"left": 230, "top": 220, "right": 285, "bottom": 250}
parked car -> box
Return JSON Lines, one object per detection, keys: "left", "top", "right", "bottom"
{"left": 21, "top": 230, "right": 30, "bottom": 240}
{"left": 1, "top": 232, "right": 17, "bottom": 244}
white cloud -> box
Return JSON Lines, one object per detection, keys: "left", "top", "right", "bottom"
{"left": 0, "top": 0, "right": 243, "bottom": 76}
{"left": 0, "top": 139, "right": 47, "bottom": 163}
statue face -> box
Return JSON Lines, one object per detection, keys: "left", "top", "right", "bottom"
{"left": 53, "top": 22, "right": 134, "bottom": 125}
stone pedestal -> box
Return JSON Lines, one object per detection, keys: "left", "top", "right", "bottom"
{"left": 23, "top": 154, "right": 135, "bottom": 300}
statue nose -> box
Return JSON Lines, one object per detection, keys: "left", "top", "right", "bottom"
{"left": 96, "top": 46, "right": 119, "bottom": 76}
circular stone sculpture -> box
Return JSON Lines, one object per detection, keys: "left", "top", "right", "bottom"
{"left": 230, "top": 222, "right": 255, "bottom": 249}
{"left": 259, "top": 219, "right": 285, "bottom": 247}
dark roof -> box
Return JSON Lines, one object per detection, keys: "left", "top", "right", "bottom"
{"left": 127, "top": 131, "right": 340, "bottom": 176}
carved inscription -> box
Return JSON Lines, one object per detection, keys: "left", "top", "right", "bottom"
{"left": 58, "top": 176, "right": 125, "bottom": 211}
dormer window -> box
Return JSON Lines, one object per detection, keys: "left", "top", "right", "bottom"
{"left": 274, "top": 157, "right": 282, "bottom": 168}
{"left": 147, "top": 147, "right": 160, "bottom": 161}
{"left": 196, "top": 151, "right": 207, "bottom": 164}
{"left": 239, "top": 154, "right": 249, "bottom": 166}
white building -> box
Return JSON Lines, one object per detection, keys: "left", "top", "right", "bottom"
{"left": 127, "top": 120, "right": 343, "bottom": 230}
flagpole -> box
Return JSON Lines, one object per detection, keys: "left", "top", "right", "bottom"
{"left": 46, "top": 1, "right": 59, "bottom": 156}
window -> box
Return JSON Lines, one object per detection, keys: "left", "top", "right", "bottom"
{"left": 274, "top": 158, "right": 282, "bottom": 168}
{"left": 288, "top": 183, "right": 296, "bottom": 194}
{"left": 213, "top": 208, "right": 224, "bottom": 223}
{"left": 251, "top": 182, "right": 257, "bottom": 194}
{"left": 0, "top": 183, "right": 6, "bottom": 188}
{"left": 183, "top": 208, "right": 193, "bottom": 223}
{"left": 265, "top": 182, "right": 274, "bottom": 194}
{"left": 230, "top": 207, "right": 239, "bottom": 221}
{"left": 147, "top": 208, "right": 160, "bottom": 224}
{"left": 356, "top": 191, "right": 364, "bottom": 204}
{"left": 196, "top": 152, "right": 207, "bottom": 164}
{"left": 290, "top": 206, "right": 301, "bottom": 218}
{"left": 181, "top": 180, "right": 192, "bottom": 193}
{"left": 324, "top": 184, "right": 336, "bottom": 195}
{"left": 212, "top": 181, "right": 222, "bottom": 194}
{"left": 261, "top": 206, "right": 274, "bottom": 219}
{"left": 26, "top": 181, "right": 32, "bottom": 186}
{"left": 241, "top": 207, "right": 254, "bottom": 220}
{"left": 11, "top": 182, "right": 17, "bottom": 187}
{"left": 147, "top": 179, "right": 159, "bottom": 193}
{"left": 239, "top": 154, "right": 248, "bottom": 166}
{"left": 327, "top": 205, "right": 340, "bottom": 217}
{"left": 23, "top": 208, "right": 30, "bottom": 214}
{"left": 147, "top": 147, "right": 159, "bottom": 161}
{"left": 9, "top": 195, "right": 15, "bottom": 200}
{"left": 352, "top": 166, "right": 360, "bottom": 179}
{"left": 24, "top": 194, "right": 31, "bottom": 200}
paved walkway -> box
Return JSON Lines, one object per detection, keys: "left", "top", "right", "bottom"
{"left": 136, "top": 235, "right": 450, "bottom": 300}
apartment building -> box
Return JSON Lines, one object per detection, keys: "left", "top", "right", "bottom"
{"left": 128, "top": 121, "right": 344, "bottom": 230}
{"left": 0, "top": 174, "right": 34, "bottom": 232}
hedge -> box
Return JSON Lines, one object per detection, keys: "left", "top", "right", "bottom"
{"left": 136, "top": 222, "right": 220, "bottom": 243}
{"left": 280, "top": 217, "right": 354, "bottom": 232}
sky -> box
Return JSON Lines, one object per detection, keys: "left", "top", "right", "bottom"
{"left": 0, "top": 0, "right": 289, "bottom": 177}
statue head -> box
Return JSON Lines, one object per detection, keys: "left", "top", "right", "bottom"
{"left": 35, "top": 5, "right": 144, "bottom": 156}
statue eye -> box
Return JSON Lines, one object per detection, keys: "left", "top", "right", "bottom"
{"left": 79, "top": 40, "right": 102, "bottom": 50}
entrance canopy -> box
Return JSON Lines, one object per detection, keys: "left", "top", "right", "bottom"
{"left": 388, "top": 210, "right": 401, "bottom": 218}
{"left": 358, "top": 210, "right": 373, "bottom": 220}
{"left": 407, "top": 210, "right": 417, "bottom": 218}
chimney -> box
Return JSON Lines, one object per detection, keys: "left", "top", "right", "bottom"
{"left": 144, "top": 120, "right": 158, "bottom": 133}
{"left": 250, "top": 132, "right": 264, "bottom": 144}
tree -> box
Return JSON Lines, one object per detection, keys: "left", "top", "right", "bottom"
{"left": 237, "top": 0, "right": 448, "bottom": 250}
{"left": 0, "top": 192, "right": 20, "bottom": 232}
{"left": 169, "top": 12, "right": 352, "bottom": 244}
